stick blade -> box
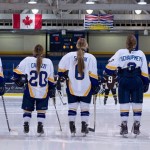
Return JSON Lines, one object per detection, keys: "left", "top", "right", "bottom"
{"left": 88, "top": 128, "right": 95, "bottom": 132}
{"left": 9, "top": 129, "right": 19, "bottom": 136}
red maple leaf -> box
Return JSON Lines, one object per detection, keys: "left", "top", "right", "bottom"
{"left": 23, "top": 16, "right": 33, "bottom": 27}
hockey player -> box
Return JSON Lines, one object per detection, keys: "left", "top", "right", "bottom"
{"left": 13, "top": 44, "right": 55, "bottom": 135}
{"left": 0, "top": 58, "right": 5, "bottom": 96}
{"left": 102, "top": 71, "right": 118, "bottom": 105}
{"left": 105, "top": 34, "right": 149, "bottom": 136}
{"left": 58, "top": 38, "right": 100, "bottom": 136}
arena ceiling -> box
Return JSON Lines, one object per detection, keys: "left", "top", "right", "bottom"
{"left": 0, "top": 0, "right": 150, "bottom": 31}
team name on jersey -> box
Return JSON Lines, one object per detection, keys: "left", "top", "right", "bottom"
{"left": 31, "top": 63, "right": 47, "bottom": 69}
{"left": 74, "top": 56, "right": 87, "bottom": 62}
{"left": 120, "top": 55, "right": 142, "bottom": 62}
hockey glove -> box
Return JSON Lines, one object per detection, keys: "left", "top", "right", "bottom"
{"left": 52, "top": 97, "right": 56, "bottom": 105}
{"left": 49, "top": 87, "right": 56, "bottom": 98}
{"left": 59, "top": 76, "right": 66, "bottom": 82}
{"left": 92, "top": 85, "right": 100, "bottom": 95}
{"left": 56, "top": 79, "right": 61, "bottom": 91}
{"left": 99, "top": 88, "right": 105, "bottom": 95}
{"left": 0, "top": 81, "right": 5, "bottom": 96}
{"left": 11, "top": 75, "right": 27, "bottom": 87}
{"left": 143, "top": 84, "right": 149, "bottom": 93}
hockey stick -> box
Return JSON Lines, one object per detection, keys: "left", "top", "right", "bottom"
{"left": 57, "top": 89, "right": 67, "bottom": 105}
{"left": 1, "top": 96, "right": 18, "bottom": 135}
{"left": 88, "top": 95, "right": 97, "bottom": 132}
{"left": 1, "top": 96, "right": 11, "bottom": 132}
{"left": 52, "top": 98, "right": 62, "bottom": 132}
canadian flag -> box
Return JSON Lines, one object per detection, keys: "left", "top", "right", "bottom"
{"left": 13, "top": 14, "right": 42, "bottom": 29}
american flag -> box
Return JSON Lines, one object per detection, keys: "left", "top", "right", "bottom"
{"left": 84, "top": 14, "right": 114, "bottom": 30}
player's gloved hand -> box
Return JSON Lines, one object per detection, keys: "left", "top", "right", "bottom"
{"left": 57, "top": 90, "right": 63, "bottom": 97}
{"left": 52, "top": 97, "right": 56, "bottom": 105}
{"left": 56, "top": 80, "right": 61, "bottom": 91}
{"left": 116, "top": 83, "right": 119, "bottom": 87}
{"left": 0, "top": 81, "right": 5, "bottom": 96}
{"left": 49, "top": 87, "right": 56, "bottom": 98}
{"left": 102, "top": 84, "right": 105, "bottom": 89}
{"left": 11, "top": 75, "right": 27, "bottom": 87}
{"left": 60, "top": 76, "right": 66, "bottom": 82}
{"left": 92, "top": 85, "right": 100, "bottom": 95}
{"left": 143, "top": 84, "right": 149, "bottom": 93}
{"left": 99, "top": 88, "right": 105, "bottom": 95}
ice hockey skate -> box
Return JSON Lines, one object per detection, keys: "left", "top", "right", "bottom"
{"left": 120, "top": 121, "right": 128, "bottom": 137}
{"left": 114, "top": 98, "right": 117, "bottom": 105}
{"left": 69, "top": 121, "right": 76, "bottom": 136}
{"left": 81, "top": 121, "right": 89, "bottom": 137}
{"left": 132, "top": 121, "right": 140, "bottom": 137}
{"left": 37, "top": 122, "right": 44, "bottom": 136}
{"left": 23, "top": 122, "right": 29, "bottom": 134}
{"left": 104, "top": 98, "right": 107, "bottom": 105}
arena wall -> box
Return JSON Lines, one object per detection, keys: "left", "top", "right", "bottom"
{"left": 0, "top": 33, "right": 150, "bottom": 54}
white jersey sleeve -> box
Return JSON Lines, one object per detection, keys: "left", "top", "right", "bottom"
{"left": 106, "top": 51, "right": 120, "bottom": 72}
{"left": 141, "top": 52, "right": 148, "bottom": 77}
{"left": 148, "top": 62, "right": 150, "bottom": 74}
{"left": 58, "top": 53, "right": 70, "bottom": 73}
{"left": 0, "top": 58, "right": 2, "bottom": 67}
{"left": 0, "top": 58, "right": 4, "bottom": 77}
{"left": 88, "top": 55, "right": 98, "bottom": 81}
{"left": 48, "top": 60, "right": 55, "bottom": 85}
{"left": 13, "top": 57, "right": 27, "bottom": 75}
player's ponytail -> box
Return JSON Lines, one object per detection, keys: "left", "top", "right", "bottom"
{"left": 33, "top": 44, "right": 44, "bottom": 74}
{"left": 76, "top": 38, "right": 88, "bottom": 76}
{"left": 126, "top": 34, "right": 137, "bottom": 52}
{"left": 77, "top": 48, "right": 85, "bottom": 76}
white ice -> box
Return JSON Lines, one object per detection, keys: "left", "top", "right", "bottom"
{"left": 0, "top": 95, "right": 150, "bottom": 150}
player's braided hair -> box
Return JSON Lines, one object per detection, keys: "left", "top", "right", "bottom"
{"left": 33, "top": 44, "right": 44, "bottom": 74}
{"left": 76, "top": 38, "right": 88, "bottom": 76}
{"left": 126, "top": 34, "right": 137, "bottom": 52}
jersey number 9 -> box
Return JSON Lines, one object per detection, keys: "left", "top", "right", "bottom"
{"left": 108, "top": 76, "right": 113, "bottom": 83}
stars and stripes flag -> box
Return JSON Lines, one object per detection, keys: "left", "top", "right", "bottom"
{"left": 12, "top": 14, "right": 42, "bottom": 30}
{"left": 84, "top": 14, "right": 114, "bottom": 30}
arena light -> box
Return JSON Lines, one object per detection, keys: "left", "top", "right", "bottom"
{"left": 31, "top": 9, "right": 39, "bottom": 14}
{"left": 86, "top": 1, "right": 94, "bottom": 14}
{"left": 144, "top": 29, "right": 148, "bottom": 35}
{"left": 28, "top": 0, "right": 37, "bottom": 4}
{"left": 138, "top": 0, "right": 147, "bottom": 5}
{"left": 135, "top": 10, "right": 142, "bottom": 14}
{"left": 135, "top": 0, "right": 147, "bottom": 15}
{"left": 61, "top": 29, "right": 66, "bottom": 35}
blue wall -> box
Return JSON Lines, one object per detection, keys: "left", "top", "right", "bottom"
{"left": 2, "top": 55, "right": 149, "bottom": 83}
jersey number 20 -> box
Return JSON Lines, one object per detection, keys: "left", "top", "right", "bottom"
{"left": 29, "top": 70, "right": 48, "bottom": 87}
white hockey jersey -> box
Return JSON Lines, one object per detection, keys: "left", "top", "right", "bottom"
{"left": 13, "top": 57, "right": 55, "bottom": 99}
{"left": 106, "top": 49, "right": 149, "bottom": 80}
{"left": 0, "top": 58, "right": 4, "bottom": 78}
{"left": 58, "top": 52, "right": 98, "bottom": 96}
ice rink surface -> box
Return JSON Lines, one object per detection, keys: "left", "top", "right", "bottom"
{"left": 0, "top": 95, "right": 150, "bottom": 150}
